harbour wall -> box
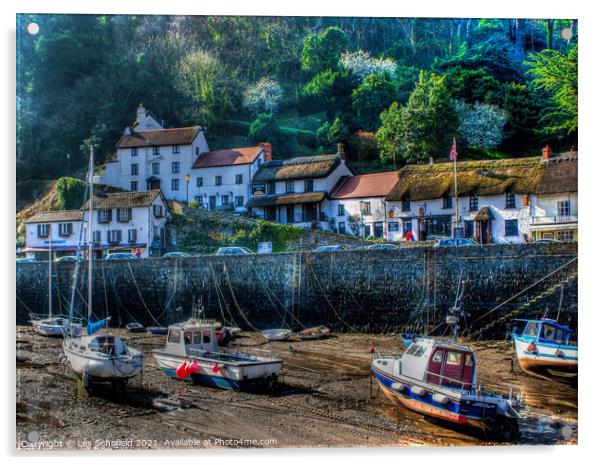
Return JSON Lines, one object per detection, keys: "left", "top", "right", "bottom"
{"left": 16, "top": 243, "right": 578, "bottom": 337}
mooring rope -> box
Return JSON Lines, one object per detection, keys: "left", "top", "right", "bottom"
{"left": 221, "top": 261, "right": 262, "bottom": 332}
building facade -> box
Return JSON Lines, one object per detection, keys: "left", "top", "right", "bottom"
{"left": 24, "top": 190, "right": 170, "bottom": 259}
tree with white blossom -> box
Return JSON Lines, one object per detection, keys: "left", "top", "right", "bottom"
{"left": 454, "top": 100, "right": 509, "bottom": 149}
{"left": 340, "top": 50, "right": 397, "bottom": 82}
{"left": 242, "top": 78, "right": 284, "bottom": 114}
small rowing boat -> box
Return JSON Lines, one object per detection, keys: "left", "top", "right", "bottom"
{"left": 147, "top": 326, "right": 168, "bottom": 335}
{"left": 298, "top": 325, "right": 330, "bottom": 340}
{"left": 125, "top": 322, "right": 146, "bottom": 333}
{"left": 261, "top": 328, "right": 292, "bottom": 341}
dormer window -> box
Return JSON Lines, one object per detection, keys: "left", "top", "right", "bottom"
{"left": 285, "top": 180, "right": 294, "bottom": 193}
{"left": 267, "top": 182, "right": 276, "bottom": 195}
{"left": 305, "top": 179, "right": 314, "bottom": 192}
{"left": 172, "top": 145, "right": 180, "bottom": 154}
{"left": 442, "top": 195, "right": 452, "bottom": 209}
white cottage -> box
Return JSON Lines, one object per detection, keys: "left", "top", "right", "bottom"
{"left": 24, "top": 190, "right": 170, "bottom": 259}
{"left": 328, "top": 171, "right": 399, "bottom": 238}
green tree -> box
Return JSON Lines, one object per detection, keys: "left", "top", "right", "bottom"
{"left": 248, "top": 113, "right": 295, "bottom": 158}
{"left": 301, "top": 27, "right": 348, "bottom": 75}
{"left": 525, "top": 45, "right": 578, "bottom": 137}
{"left": 376, "top": 71, "right": 459, "bottom": 164}
{"left": 300, "top": 69, "right": 357, "bottom": 119}
{"left": 326, "top": 117, "right": 350, "bottom": 145}
{"left": 351, "top": 73, "right": 397, "bottom": 130}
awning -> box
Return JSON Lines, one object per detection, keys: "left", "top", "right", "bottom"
{"left": 246, "top": 191, "right": 326, "bottom": 208}
{"left": 473, "top": 206, "right": 493, "bottom": 221}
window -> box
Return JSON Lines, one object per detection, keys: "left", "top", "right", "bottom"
{"left": 442, "top": 196, "right": 452, "bottom": 209}
{"left": 92, "top": 231, "right": 101, "bottom": 243}
{"left": 152, "top": 162, "right": 160, "bottom": 175}
{"left": 98, "top": 209, "right": 112, "bottom": 223}
{"left": 107, "top": 230, "right": 122, "bottom": 244}
{"left": 37, "top": 224, "right": 50, "bottom": 238}
{"left": 557, "top": 230, "right": 574, "bottom": 242}
{"left": 193, "top": 331, "right": 201, "bottom": 344}
{"left": 168, "top": 329, "right": 181, "bottom": 344}
{"left": 131, "top": 163, "right": 139, "bottom": 176}
{"left": 235, "top": 196, "right": 244, "bottom": 207}
{"left": 403, "top": 220, "right": 412, "bottom": 236}
{"left": 305, "top": 179, "right": 314, "bottom": 192}
{"left": 505, "top": 219, "right": 519, "bottom": 236}
{"left": 402, "top": 198, "right": 411, "bottom": 212}
{"left": 445, "top": 352, "right": 462, "bottom": 366}
{"left": 153, "top": 205, "right": 163, "bottom": 218}
{"left": 524, "top": 322, "right": 539, "bottom": 337}
{"left": 360, "top": 201, "right": 371, "bottom": 215}
{"left": 203, "top": 331, "right": 211, "bottom": 343}
{"left": 338, "top": 222, "right": 346, "bottom": 234}
{"left": 130, "top": 181, "right": 138, "bottom": 192}
{"left": 338, "top": 204, "right": 345, "bottom": 216}
{"left": 117, "top": 208, "right": 132, "bottom": 222}
{"left": 131, "top": 147, "right": 138, "bottom": 157}
{"left": 172, "top": 162, "right": 180, "bottom": 174}
{"left": 464, "top": 354, "right": 474, "bottom": 367}
{"left": 432, "top": 350, "right": 443, "bottom": 363}
{"left": 469, "top": 194, "right": 478, "bottom": 211}
{"left": 505, "top": 190, "right": 516, "bottom": 209}
{"left": 464, "top": 220, "right": 474, "bottom": 238}
{"left": 172, "top": 145, "right": 180, "bottom": 154}
{"left": 58, "top": 223, "right": 73, "bottom": 236}
{"left": 267, "top": 182, "right": 276, "bottom": 195}
{"left": 152, "top": 146, "right": 159, "bottom": 155}
{"left": 128, "top": 229, "right": 137, "bottom": 243}
{"left": 388, "top": 221, "right": 400, "bottom": 232}
{"left": 184, "top": 332, "right": 192, "bottom": 345}
{"left": 196, "top": 177, "right": 203, "bottom": 187}
{"left": 557, "top": 200, "right": 570, "bottom": 217}
{"left": 221, "top": 195, "right": 229, "bottom": 205}
{"left": 215, "top": 176, "right": 222, "bottom": 186}
{"left": 235, "top": 174, "right": 243, "bottom": 185}
{"left": 172, "top": 179, "right": 180, "bottom": 191}
{"left": 195, "top": 147, "right": 200, "bottom": 156}
{"left": 285, "top": 180, "right": 295, "bottom": 193}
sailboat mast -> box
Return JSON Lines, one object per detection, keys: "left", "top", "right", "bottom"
{"left": 87, "top": 146, "right": 94, "bottom": 319}
{"left": 48, "top": 224, "right": 52, "bottom": 318}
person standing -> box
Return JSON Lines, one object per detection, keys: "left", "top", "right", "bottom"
{"left": 135, "top": 248, "right": 142, "bottom": 259}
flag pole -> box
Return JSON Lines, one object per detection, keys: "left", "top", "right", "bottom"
{"left": 454, "top": 152, "right": 458, "bottom": 235}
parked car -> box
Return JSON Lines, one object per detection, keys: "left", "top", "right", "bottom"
{"left": 534, "top": 238, "right": 561, "bottom": 244}
{"left": 55, "top": 255, "right": 80, "bottom": 262}
{"left": 16, "top": 257, "right": 36, "bottom": 264}
{"left": 162, "top": 251, "right": 192, "bottom": 258}
{"left": 435, "top": 238, "right": 478, "bottom": 247}
{"left": 366, "top": 243, "right": 399, "bottom": 251}
{"left": 105, "top": 252, "right": 137, "bottom": 260}
{"left": 313, "top": 245, "right": 347, "bottom": 253}
{"left": 216, "top": 247, "right": 253, "bottom": 255}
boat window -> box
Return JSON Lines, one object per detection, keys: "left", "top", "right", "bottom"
{"left": 432, "top": 350, "right": 443, "bottom": 363}
{"left": 523, "top": 322, "right": 539, "bottom": 337}
{"left": 203, "top": 330, "right": 211, "bottom": 343}
{"left": 464, "top": 354, "right": 474, "bottom": 367}
{"left": 193, "top": 331, "right": 201, "bottom": 344}
{"left": 407, "top": 345, "right": 425, "bottom": 357}
{"left": 542, "top": 324, "right": 556, "bottom": 340}
{"left": 445, "top": 352, "right": 462, "bottom": 366}
{"left": 183, "top": 332, "right": 192, "bottom": 345}
{"left": 168, "top": 329, "right": 181, "bottom": 344}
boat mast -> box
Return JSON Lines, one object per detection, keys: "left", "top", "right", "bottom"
{"left": 87, "top": 145, "right": 94, "bottom": 320}
{"left": 48, "top": 224, "right": 52, "bottom": 318}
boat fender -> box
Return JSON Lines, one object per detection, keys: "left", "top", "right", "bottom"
{"left": 527, "top": 342, "right": 538, "bottom": 353}
{"left": 432, "top": 393, "right": 450, "bottom": 404}
{"left": 390, "top": 382, "right": 404, "bottom": 391}
{"left": 82, "top": 369, "right": 89, "bottom": 388}
{"left": 410, "top": 385, "right": 426, "bottom": 396}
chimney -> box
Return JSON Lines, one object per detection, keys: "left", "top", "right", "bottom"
{"left": 136, "top": 102, "right": 146, "bottom": 122}
{"left": 542, "top": 145, "right": 552, "bottom": 161}
{"left": 260, "top": 142, "right": 272, "bottom": 161}
{"left": 337, "top": 143, "right": 345, "bottom": 160}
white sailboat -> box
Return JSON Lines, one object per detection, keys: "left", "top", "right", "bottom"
{"left": 62, "top": 146, "right": 144, "bottom": 390}
{"left": 30, "top": 226, "right": 84, "bottom": 337}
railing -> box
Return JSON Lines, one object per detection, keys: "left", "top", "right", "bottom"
{"left": 531, "top": 215, "right": 578, "bottom": 225}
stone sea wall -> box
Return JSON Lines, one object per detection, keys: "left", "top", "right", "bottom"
{"left": 16, "top": 243, "right": 578, "bottom": 337}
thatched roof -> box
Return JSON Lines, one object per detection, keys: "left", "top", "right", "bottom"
{"left": 253, "top": 154, "right": 342, "bottom": 182}
{"left": 26, "top": 210, "right": 83, "bottom": 224}
{"left": 246, "top": 192, "right": 326, "bottom": 208}
{"left": 386, "top": 157, "right": 548, "bottom": 202}
{"left": 537, "top": 152, "right": 578, "bottom": 195}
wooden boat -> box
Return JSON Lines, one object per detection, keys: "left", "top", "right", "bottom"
{"left": 153, "top": 320, "right": 283, "bottom": 391}
{"left": 512, "top": 318, "right": 577, "bottom": 384}
{"left": 261, "top": 328, "right": 292, "bottom": 341}
{"left": 298, "top": 325, "right": 330, "bottom": 340}
{"left": 125, "top": 322, "right": 146, "bottom": 333}
{"left": 147, "top": 326, "right": 169, "bottom": 335}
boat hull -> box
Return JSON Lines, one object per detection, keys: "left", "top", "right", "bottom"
{"left": 153, "top": 350, "right": 282, "bottom": 391}
{"left": 32, "top": 320, "right": 84, "bottom": 337}
{"left": 513, "top": 336, "right": 577, "bottom": 383}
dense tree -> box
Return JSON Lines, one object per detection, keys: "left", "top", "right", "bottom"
{"left": 340, "top": 50, "right": 397, "bottom": 81}
{"left": 248, "top": 113, "right": 295, "bottom": 158}
{"left": 301, "top": 27, "right": 348, "bottom": 75}
{"left": 376, "top": 71, "right": 459, "bottom": 164}
{"left": 351, "top": 73, "right": 397, "bottom": 131}
{"left": 300, "top": 69, "right": 357, "bottom": 119}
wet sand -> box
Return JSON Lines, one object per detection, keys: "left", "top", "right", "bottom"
{"left": 16, "top": 327, "right": 577, "bottom": 450}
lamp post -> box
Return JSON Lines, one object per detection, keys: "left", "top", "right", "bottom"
{"left": 185, "top": 174, "right": 191, "bottom": 206}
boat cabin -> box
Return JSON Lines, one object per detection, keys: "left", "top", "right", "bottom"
{"left": 89, "top": 335, "right": 128, "bottom": 356}
{"left": 515, "top": 318, "right": 574, "bottom": 345}
{"left": 401, "top": 338, "right": 477, "bottom": 390}
{"left": 163, "top": 321, "right": 220, "bottom": 356}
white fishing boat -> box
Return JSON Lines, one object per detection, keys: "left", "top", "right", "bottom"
{"left": 154, "top": 319, "right": 283, "bottom": 391}
{"left": 62, "top": 146, "right": 144, "bottom": 389}
{"left": 261, "top": 328, "right": 292, "bottom": 341}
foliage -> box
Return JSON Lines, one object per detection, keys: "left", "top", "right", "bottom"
{"left": 300, "top": 69, "right": 357, "bottom": 119}
{"left": 351, "top": 73, "right": 397, "bottom": 130}
{"left": 525, "top": 45, "right": 578, "bottom": 137}
{"left": 55, "top": 177, "right": 86, "bottom": 210}
{"left": 376, "top": 71, "right": 459, "bottom": 164}
{"left": 248, "top": 113, "right": 296, "bottom": 158}
{"left": 326, "top": 117, "right": 350, "bottom": 145}
{"left": 301, "top": 27, "right": 348, "bottom": 75}
{"left": 346, "top": 131, "right": 380, "bottom": 163}
{"left": 242, "top": 77, "right": 284, "bottom": 115}
{"left": 340, "top": 50, "right": 397, "bottom": 81}
{"left": 454, "top": 101, "right": 509, "bottom": 149}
